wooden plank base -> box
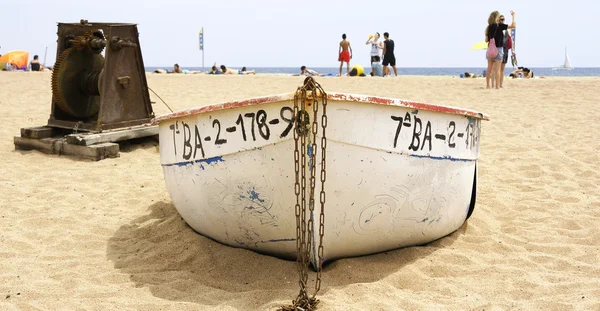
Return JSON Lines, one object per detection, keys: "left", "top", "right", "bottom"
{"left": 20, "top": 126, "right": 57, "bottom": 139}
{"left": 14, "top": 125, "right": 159, "bottom": 161}
{"left": 14, "top": 136, "right": 120, "bottom": 161}
{"left": 66, "top": 125, "right": 158, "bottom": 146}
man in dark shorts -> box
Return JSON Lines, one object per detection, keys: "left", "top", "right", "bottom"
{"left": 382, "top": 32, "right": 397, "bottom": 76}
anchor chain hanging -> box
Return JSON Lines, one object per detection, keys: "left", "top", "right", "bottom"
{"left": 279, "top": 77, "right": 328, "bottom": 311}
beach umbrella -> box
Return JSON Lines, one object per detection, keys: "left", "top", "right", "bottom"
{"left": 0, "top": 50, "right": 29, "bottom": 69}
{"left": 470, "top": 41, "right": 488, "bottom": 50}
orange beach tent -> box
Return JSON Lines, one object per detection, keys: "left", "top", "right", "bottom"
{"left": 0, "top": 50, "right": 30, "bottom": 69}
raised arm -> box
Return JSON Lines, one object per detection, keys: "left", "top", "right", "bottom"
{"left": 508, "top": 10, "right": 516, "bottom": 29}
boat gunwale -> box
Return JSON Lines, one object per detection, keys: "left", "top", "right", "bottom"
{"left": 152, "top": 92, "right": 490, "bottom": 124}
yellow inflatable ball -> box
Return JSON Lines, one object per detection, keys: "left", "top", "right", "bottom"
{"left": 349, "top": 64, "right": 364, "bottom": 76}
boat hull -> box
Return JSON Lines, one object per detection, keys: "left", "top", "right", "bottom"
{"left": 156, "top": 93, "right": 487, "bottom": 269}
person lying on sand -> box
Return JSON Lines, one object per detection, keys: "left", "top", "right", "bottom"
{"left": 167, "top": 63, "right": 183, "bottom": 74}
{"left": 509, "top": 67, "right": 534, "bottom": 79}
{"left": 297, "top": 66, "right": 322, "bottom": 76}
{"left": 239, "top": 66, "right": 256, "bottom": 75}
{"left": 220, "top": 65, "right": 239, "bottom": 75}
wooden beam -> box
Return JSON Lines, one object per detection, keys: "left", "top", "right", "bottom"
{"left": 66, "top": 125, "right": 158, "bottom": 146}
{"left": 20, "top": 126, "right": 57, "bottom": 139}
{"left": 14, "top": 136, "right": 120, "bottom": 161}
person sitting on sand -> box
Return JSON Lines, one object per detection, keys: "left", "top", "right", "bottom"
{"left": 220, "top": 65, "right": 239, "bottom": 75}
{"left": 29, "top": 55, "right": 46, "bottom": 71}
{"left": 298, "top": 66, "right": 322, "bottom": 76}
{"left": 371, "top": 56, "right": 383, "bottom": 77}
{"left": 239, "top": 66, "right": 256, "bottom": 75}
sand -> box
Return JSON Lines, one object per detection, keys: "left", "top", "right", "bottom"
{"left": 1, "top": 72, "right": 598, "bottom": 311}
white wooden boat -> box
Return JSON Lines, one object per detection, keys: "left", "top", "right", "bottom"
{"left": 153, "top": 86, "right": 489, "bottom": 270}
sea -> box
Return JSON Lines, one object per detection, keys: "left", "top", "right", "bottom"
{"left": 146, "top": 67, "right": 600, "bottom": 77}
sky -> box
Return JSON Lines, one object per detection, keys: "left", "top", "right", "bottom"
{"left": 0, "top": 0, "right": 597, "bottom": 68}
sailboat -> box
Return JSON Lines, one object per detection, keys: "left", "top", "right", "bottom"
{"left": 553, "top": 46, "right": 574, "bottom": 70}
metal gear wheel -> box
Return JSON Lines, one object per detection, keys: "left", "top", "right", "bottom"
{"left": 51, "top": 48, "right": 105, "bottom": 118}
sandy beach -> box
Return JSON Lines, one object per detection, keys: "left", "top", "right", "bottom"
{"left": 1, "top": 72, "right": 598, "bottom": 310}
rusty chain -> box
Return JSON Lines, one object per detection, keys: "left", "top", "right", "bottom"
{"left": 280, "top": 77, "right": 327, "bottom": 311}
{"left": 292, "top": 87, "right": 306, "bottom": 301}
{"left": 314, "top": 80, "right": 327, "bottom": 296}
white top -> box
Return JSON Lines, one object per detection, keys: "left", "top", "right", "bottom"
{"left": 370, "top": 40, "right": 383, "bottom": 57}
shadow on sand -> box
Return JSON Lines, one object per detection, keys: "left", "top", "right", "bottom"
{"left": 107, "top": 201, "right": 467, "bottom": 310}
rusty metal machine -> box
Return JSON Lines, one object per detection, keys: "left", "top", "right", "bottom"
{"left": 49, "top": 19, "right": 153, "bottom": 131}
{"left": 14, "top": 20, "right": 157, "bottom": 160}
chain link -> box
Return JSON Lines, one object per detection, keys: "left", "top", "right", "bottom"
{"left": 292, "top": 91, "right": 306, "bottom": 299}
{"left": 281, "top": 77, "right": 327, "bottom": 311}
{"left": 314, "top": 80, "right": 327, "bottom": 295}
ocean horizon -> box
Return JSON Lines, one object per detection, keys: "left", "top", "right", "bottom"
{"left": 145, "top": 66, "right": 600, "bottom": 77}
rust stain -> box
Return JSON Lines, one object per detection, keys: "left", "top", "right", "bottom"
{"left": 327, "top": 93, "right": 490, "bottom": 120}
{"left": 152, "top": 93, "right": 294, "bottom": 124}
{"left": 152, "top": 92, "right": 490, "bottom": 124}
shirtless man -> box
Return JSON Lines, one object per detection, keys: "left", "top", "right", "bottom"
{"left": 220, "top": 65, "right": 239, "bottom": 75}
{"left": 338, "top": 33, "right": 352, "bottom": 76}
{"left": 30, "top": 55, "right": 44, "bottom": 71}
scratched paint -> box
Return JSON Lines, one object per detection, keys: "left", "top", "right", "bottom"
{"left": 163, "top": 155, "right": 224, "bottom": 167}
{"left": 260, "top": 238, "right": 296, "bottom": 243}
{"left": 242, "top": 188, "right": 265, "bottom": 203}
{"left": 409, "top": 154, "right": 474, "bottom": 162}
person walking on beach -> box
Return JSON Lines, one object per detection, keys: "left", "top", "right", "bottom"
{"left": 366, "top": 32, "right": 383, "bottom": 75}
{"left": 382, "top": 32, "right": 397, "bottom": 77}
{"left": 338, "top": 33, "right": 353, "bottom": 76}
{"left": 485, "top": 10, "right": 516, "bottom": 89}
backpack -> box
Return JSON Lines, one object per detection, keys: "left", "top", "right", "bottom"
{"left": 486, "top": 24, "right": 499, "bottom": 58}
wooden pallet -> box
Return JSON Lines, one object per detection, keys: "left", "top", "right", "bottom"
{"left": 14, "top": 125, "right": 158, "bottom": 161}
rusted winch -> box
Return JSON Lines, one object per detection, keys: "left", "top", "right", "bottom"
{"left": 49, "top": 19, "right": 153, "bottom": 131}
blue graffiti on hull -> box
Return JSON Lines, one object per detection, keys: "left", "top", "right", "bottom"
{"left": 248, "top": 188, "right": 265, "bottom": 203}
{"left": 409, "top": 154, "right": 474, "bottom": 162}
{"left": 162, "top": 156, "right": 225, "bottom": 168}
{"left": 240, "top": 187, "right": 266, "bottom": 203}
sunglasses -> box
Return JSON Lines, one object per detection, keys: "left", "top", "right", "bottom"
{"left": 499, "top": 18, "right": 505, "bottom": 21}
